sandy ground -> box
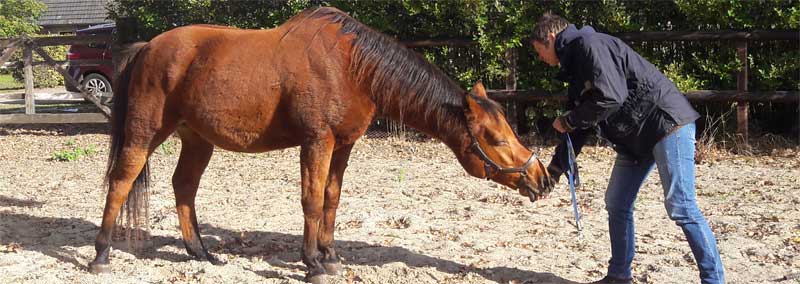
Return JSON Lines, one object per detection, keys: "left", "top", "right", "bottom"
{"left": 0, "top": 124, "right": 798, "bottom": 284}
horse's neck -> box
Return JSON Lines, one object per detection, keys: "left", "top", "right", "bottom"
{"left": 371, "top": 94, "right": 483, "bottom": 177}
{"left": 383, "top": 105, "right": 471, "bottom": 156}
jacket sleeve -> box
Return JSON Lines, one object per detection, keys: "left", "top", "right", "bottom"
{"left": 547, "top": 127, "right": 593, "bottom": 180}
{"left": 562, "top": 40, "right": 628, "bottom": 130}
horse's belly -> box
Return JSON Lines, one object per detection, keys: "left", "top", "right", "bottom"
{"left": 183, "top": 102, "right": 300, "bottom": 153}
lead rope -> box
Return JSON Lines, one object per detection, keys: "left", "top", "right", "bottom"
{"left": 564, "top": 133, "right": 583, "bottom": 235}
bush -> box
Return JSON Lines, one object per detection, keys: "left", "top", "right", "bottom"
{"left": 107, "top": 0, "right": 799, "bottom": 138}
{"left": 10, "top": 44, "right": 66, "bottom": 88}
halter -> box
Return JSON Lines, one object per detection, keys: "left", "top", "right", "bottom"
{"left": 468, "top": 135, "right": 540, "bottom": 202}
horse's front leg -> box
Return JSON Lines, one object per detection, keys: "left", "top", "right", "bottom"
{"left": 171, "top": 127, "right": 223, "bottom": 265}
{"left": 300, "top": 137, "right": 335, "bottom": 284}
{"left": 318, "top": 143, "right": 355, "bottom": 276}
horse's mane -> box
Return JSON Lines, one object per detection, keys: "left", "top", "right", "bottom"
{"left": 285, "top": 7, "right": 504, "bottom": 132}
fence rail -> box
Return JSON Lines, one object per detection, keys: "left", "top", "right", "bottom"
{"left": 1, "top": 29, "right": 798, "bottom": 142}
{"left": 0, "top": 34, "right": 112, "bottom": 48}
{"left": 401, "top": 29, "right": 799, "bottom": 142}
{"left": 0, "top": 36, "right": 111, "bottom": 124}
{"left": 486, "top": 90, "right": 799, "bottom": 103}
{"left": 399, "top": 30, "right": 799, "bottom": 47}
{"left": 613, "top": 30, "right": 800, "bottom": 41}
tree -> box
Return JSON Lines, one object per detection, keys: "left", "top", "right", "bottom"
{"left": 107, "top": 0, "right": 799, "bottom": 137}
{"left": 0, "top": 0, "right": 46, "bottom": 38}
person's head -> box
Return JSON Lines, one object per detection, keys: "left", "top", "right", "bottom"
{"left": 530, "top": 12, "right": 570, "bottom": 66}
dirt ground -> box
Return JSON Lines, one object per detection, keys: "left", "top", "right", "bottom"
{"left": 0, "top": 124, "right": 798, "bottom": 284}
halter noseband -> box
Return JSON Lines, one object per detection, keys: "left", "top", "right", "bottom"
{"left": 469, "top": 140, "right": 538, "bottom": 177}
{"left": 468, "top": 136, "right": 540, "bottom": 202}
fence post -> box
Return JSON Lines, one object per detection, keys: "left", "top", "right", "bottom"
{"left": 113, "top": 17, "right": 140, "bottom": 83}
{"left": 504, "top": 48, "right": 528, "bottom": 134}
{"left": 0, "top": 38, "right": 22, "bottom": 67}
{"left": 22, "top": 41, "right": 34, "bottom": 115}
{"left": 735, "top": 40, "right": 749, "bottom": 143}
{"left": 32, "top": 45, "right": 111, "bottom": 117}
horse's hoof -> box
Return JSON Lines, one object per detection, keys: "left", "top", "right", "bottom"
{"left": 88, "top": 262, "right": 110, "bottom": 274}
{"left": 207, "top": 254, "right": 226, "bottom": 266}
{"left": 305, "top": 273, "right": 326, "bottom": 284}
{"left": 323, "top": 261, "right": 342, "bottom": 276}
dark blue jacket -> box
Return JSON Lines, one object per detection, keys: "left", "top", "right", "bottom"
{"left": 549, "top": 25, "right": 700, "bottom": 172}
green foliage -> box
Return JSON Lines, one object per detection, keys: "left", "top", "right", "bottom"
{"left": 0, "top": 0, "right": 45, "bottom": 37}
{"left": 158, "top": 140, "right": 177, "bottom": 155}
{"left": 52, "top": 140, "right": 97, "bottom": 162}
{"left": 106, "top": 0, "right": 798, "bottom": 132}
{"left": 0, "top": 74, "right": 22, "bottom": 90}
{"left": 663, "top": 62, "right": 707, "bottom": 92}
{"left": 10, "top": 45, "right": 67, "bottom": 88}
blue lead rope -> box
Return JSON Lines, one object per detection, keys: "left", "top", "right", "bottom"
{"left": 564, "top": 133, "right": 583, "bottom": 234}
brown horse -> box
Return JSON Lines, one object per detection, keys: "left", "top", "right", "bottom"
{"left": 90, "top": 7, "right": 552, "bottom": 284}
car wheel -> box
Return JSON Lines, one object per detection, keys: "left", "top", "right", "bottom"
{"left": 82, "top": 73, "right": 112, "bottom": 104}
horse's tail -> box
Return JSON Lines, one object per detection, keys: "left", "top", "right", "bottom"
{"left": 105, "top": 41, "right": 150, "bottom": 245}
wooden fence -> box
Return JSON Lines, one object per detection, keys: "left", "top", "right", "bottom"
{"left": 0, "top": 35, "right": 112, "bottom": 124}
{"left": 405, "top": 30, "right": 799, "bottom": 142}
{"left": 1, "top": 29, "right": 798, "bottom": 142}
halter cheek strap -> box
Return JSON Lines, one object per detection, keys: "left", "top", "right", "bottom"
{"left": 469, "top": 140, "right": 539, "bottom": 203}
{"left": 469, "top": 141, "right": 538, "bottom": 178}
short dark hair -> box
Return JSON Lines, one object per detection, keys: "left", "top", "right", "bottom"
{"left": 531, "top": 12, "right": 570, "bottom": 45}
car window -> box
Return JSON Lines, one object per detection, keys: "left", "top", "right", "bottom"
{"left": 87, "top": 43, "right": 108, "bottom": 49}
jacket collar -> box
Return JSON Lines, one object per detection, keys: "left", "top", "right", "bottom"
{"left": 554, "top": 24, "right": 596, "bottom": 81}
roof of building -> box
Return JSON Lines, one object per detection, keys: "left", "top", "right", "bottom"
{"left": 37, "top": 0, "right": 113, "bottom": 27}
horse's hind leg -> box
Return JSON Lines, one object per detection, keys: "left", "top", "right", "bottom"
{"left": 318, "top": 143, "right": 355, "bottom": 276}
{"left": 171, "top": 126, "right": 222, "bottom": 264}
{"left": 89, "top": 125, "right": 177, "bottom": 273}
{"left": 89, "top": 146, "right": 149, "bottom": 273}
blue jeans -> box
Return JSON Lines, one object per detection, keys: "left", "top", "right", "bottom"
{"left": 604, "top": 122, "right": 725, "bottom": 283}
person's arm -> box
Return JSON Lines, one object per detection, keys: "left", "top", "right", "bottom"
{"left": 559, "top": 40, "right": 628, "bottom": 131}
{"left": 547, "top": 127, "right": 593, "bottom": 183}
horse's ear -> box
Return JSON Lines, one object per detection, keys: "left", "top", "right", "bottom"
{"left": 464, "top": 93, "right": 485, "bottom": 128}
{"left": 471, "top": 81, "right": 487, "bottom": 98}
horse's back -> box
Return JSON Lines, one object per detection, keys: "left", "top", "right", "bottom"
{"left": 127, "top": 15, "right": 372, "bottom": 152}
{"left": 131, "top": 26, "right": 288, "bottom": 150}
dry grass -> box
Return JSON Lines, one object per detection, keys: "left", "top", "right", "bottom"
{"left": 695, "top": 108, "right": 798, "bottom": 164}
{"left": 696, "top": 108, "right": 733, "bottom": 164}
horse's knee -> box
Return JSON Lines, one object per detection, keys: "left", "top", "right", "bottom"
{"left": 302, "top": 209, "right": 323, "bottom": 220}
{"left": 323, "top": 200, "right": 339, "bottom": 211}
{"left": 171, "top": 177, "right": 198, "bottom": 195}
{"left": 301, "top": 197, "right": 324, "bottom": 218}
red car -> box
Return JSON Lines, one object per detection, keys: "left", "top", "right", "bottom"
{"left": 65, "top": 23, "right": 115, "bottom": 103}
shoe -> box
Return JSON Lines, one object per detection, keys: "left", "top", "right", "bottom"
{"left": 589, "top": 275, "right": 633, "bottom": 284}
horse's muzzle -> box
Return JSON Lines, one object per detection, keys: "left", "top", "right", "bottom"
{"left": 517, "top": 165, "right": 554, "bottom": 202}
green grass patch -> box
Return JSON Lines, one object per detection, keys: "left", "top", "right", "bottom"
{"left": 51, "top": 139, "right": 97, "bottom": 162}
{"left": 0, "top": 74, "right": 23, "bottom": 90}
{"left": 158, "top": 140, "right": 177, "bottom": 155}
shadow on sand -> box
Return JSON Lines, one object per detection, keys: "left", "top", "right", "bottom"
{"left": 0, "top": 195, "right": 579, "bottom": 283}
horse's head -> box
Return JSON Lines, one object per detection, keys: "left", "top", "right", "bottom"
{"left": 463, "top": 81, "right": 553, "bottom": 201}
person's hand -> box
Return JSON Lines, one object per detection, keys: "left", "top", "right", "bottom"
{"left": 546, "top": 163, "right": 563, "bottom": 186}
{"left": 552, "top": 117, "right": 567, "bottom": 133}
